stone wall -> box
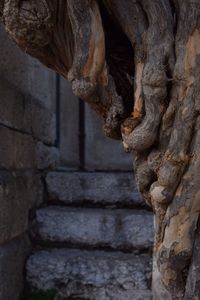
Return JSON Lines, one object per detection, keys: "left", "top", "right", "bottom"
{"left": 0, "top": 26, "right": 58, "bottom": 300}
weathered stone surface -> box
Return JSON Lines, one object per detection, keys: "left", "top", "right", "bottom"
{"left": 0, "top": 77, "right": 31, "bottom": 131}
{"left": 28, "top": 100, "right": 56, "bottom": 145}
{"left": 27, "top": 249, "right": 152, "bottom": 300}
{"left": 0, "top": 77, "right": 56, "bottom": 145}
{"left": 0, "top": 170, "right": 43, "bottom": 244}
{"left": 46, "top": 172, "right": 143, "bottom": 207}
{"left": 60, "top": 78, "right": 80, "bottom": 167}
{"left": 0, "top": 25, "right": 56, "bottom": 110}
{"left": 0, "top": 235, "right": 31, "bottom": 300}
{"left": 36, "top": 142, "right": 60, "bottom": 170}
{"left": 0, "top": 126, "right": 59, "bottom": 169}
{"left": 36, "top": 207, "right": 153, "bottom": 251}
{"left": 0, "top": 125, "right": 36, "bottom": 169}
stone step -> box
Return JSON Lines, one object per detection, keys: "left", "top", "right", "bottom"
{"left": 35, "top": 207, "right": 153, "bottom": 251}
{"left": 27, "top": 249, "right": 152, "bottom": 300}
{"left": 46, "top": 171, "right": 144, "bottom": 207}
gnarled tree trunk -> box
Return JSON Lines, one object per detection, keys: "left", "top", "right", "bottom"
{"left": 1, "top": 1, "right": 200, "bottom": 299}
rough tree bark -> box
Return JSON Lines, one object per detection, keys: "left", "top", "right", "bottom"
{"left": 1, "top": 1, "right": 200, "bottom": 299}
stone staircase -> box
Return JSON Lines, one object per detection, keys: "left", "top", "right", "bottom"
{"left": 26, "top": 172, "right": 154, "bottom": 300}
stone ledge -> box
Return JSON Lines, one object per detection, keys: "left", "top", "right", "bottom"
{"left": 35, "top": 206, "right": 154, "bottom": 251}
{"left": 46, "top": 172, "right": 144, "bottom": 207}
{"left": 27, "top": 249, "right": 152, "bottom": 300}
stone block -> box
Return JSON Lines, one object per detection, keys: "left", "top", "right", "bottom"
{"left": 0, "top": 77, "right": 31, "bottom": 132}
{"left": 0, "top": 126, "right": 36, "bottom": 169}
{"left": 36, "top": 207, "right": 153, "bottom": 251}
{"left": 0, "top": 170, "right": 43, "bottom": 244}
{"left": 46, "top": 171, "right": 143, "bottom": 207}
{"left": 36, "top": 142, "right": 60, "bottom": 170}
{"left": 27, "top": 249, "right": 152, "bottom": 300}
{"left": 30, "top": 100, "right": 56, "bottom": 145}
{"left": 0, "top": 25, "right": 56, "bottom": 110}
{"left": 0, "top": 126, "right": 59, "bottom": 170}
{"left": 0, "top": 77, "right": 56, "bottom": 145}
{"left": 59, "top": 78, "right": 80, "bottom": 167}
{"left": 0, "top": 235, "right": 31, "bottom": 300}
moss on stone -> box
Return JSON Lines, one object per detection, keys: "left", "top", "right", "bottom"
{"left": 20, "top": 289, "right": 88, "bottom": 300}
{"left": 20, "top": 289, "right": 57, "bottom": 300}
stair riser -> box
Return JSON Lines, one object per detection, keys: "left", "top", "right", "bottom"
{"left": 46, "top": 172, "right": 143, "bottom": 207}
{"left": 35, "top": 207, "right": 154, "bottom": 251}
